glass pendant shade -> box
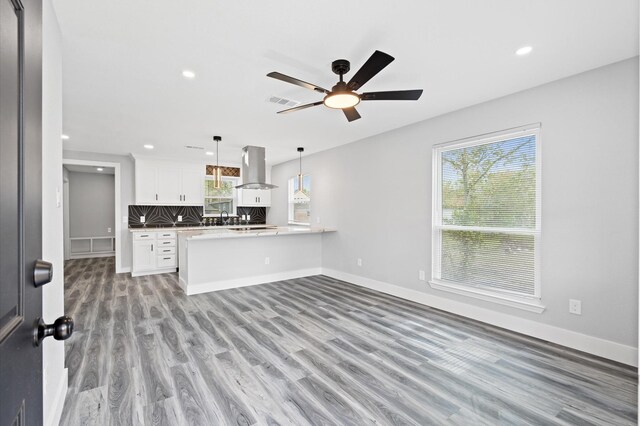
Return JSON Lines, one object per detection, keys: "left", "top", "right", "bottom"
{"left": 293, "top": 147, "right": 310, "bottom": 203}
{"left": 293, "top": 174, "right": 310, "bottom": 203}
{"left": 212, "top": 166, "right": 222, "bottom": 189}
{"left": 213, "top": 135, "right": 222, "bottom": 189}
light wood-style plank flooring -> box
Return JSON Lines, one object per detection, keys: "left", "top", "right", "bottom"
{"left": 60, "top": 257, "right": 637, "bottom": 425}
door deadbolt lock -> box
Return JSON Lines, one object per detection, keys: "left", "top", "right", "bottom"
{"left": 33, "top": 259, "right": 53, "bottom": 287}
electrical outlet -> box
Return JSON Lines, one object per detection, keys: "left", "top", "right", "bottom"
{"left": 107, "top": 227, "right": 111, "bottom": 233}
{"left": 569, "top": 299, "right": 582, "bottom": 315}
{"left": 419, "top": 270, "right": 426, "bottom": 281}
{"left": 140, "top": 216, "right": 145, "bottom": 223}
{"left": 177, "top": 215, "right": 183, "bottom": 222}
{"left": 316, "top": 216, "right": 321, "bottom": 224}
{"left": 122, "top": 216, "right": 128, "bottom": 224}
{"left": 357, "top": 258, "right": 362, "bottom": 267}
{"left": 265, "top": 257, "right": 270, "bottom": 265}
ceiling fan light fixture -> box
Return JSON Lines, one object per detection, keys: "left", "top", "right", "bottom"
{"left": 323, "top": 92, "right": 360, "bottom": 109}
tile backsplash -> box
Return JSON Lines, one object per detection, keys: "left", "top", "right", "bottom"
{"left": 128, "top": 205, "right": 266, "bottom": 228}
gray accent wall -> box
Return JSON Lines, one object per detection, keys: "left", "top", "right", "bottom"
{"left": 268, "top": 58, "right": 639, "bottom": 348}
{"left": 64, "top": 151, "right": 135, "bottom": 269}
{"left": 67, "top": 171, "right": 115, "bottom": 238}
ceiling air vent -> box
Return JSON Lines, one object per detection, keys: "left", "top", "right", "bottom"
{"left": 267, "top": 96, "right": 299, "bottom": 108}
{"left": 184, "top": 145, "right": 204, "bottom": 150}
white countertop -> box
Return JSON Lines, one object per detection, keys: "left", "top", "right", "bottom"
{"left": 129, "top": 224, "right": 274, "bottom": 232}
{"left": 180, "top": 226, "right": 336, "bottom": 240}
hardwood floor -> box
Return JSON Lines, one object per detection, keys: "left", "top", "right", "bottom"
{"left": 60, "top": 257, "right": 637, "bottom": 425}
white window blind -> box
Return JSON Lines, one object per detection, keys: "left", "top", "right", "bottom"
{"left": 432, "top": 126, "right": 540, "bottom": 300}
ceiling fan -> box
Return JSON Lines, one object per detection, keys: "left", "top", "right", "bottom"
{"left": 267, "top": 50, "right": 423, "bottom": 122}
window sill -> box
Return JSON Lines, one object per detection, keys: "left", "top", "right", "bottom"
{"left": 428, "top": 280, "right": 546, "bottom": 313}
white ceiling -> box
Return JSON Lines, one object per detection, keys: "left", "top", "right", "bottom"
{"left": 64, "top": 164, "right": 115, "bottom": 175}
{"left": 53, "top": 0, "right": 638, "bottom": 166}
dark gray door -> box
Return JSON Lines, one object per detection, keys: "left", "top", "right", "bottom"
{"left": 0, "top": 0, "right": 44, "bottom": 425}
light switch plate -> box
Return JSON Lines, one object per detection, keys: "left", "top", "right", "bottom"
{"left": 178, "top": 215, "right": 183, "bottom": 222}
{"left": 140, "top": 216, "right": 145, "bottom": 223}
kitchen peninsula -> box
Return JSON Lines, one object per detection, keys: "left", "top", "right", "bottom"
{"left": 177, "top": 226, "right": 335, "bottom": 295}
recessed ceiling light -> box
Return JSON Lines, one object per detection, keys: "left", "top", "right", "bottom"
{"left": 516, "top": 46, "right": 533, "bottom": 56}
{"left": 144, "top": 144, "right": 154, "bottom": 149}
{"left": 182, "top": 70, "right": 196, "bottom": 79}
{"left": 61, "top": 134, "right": 70, "bottom": 140}
{"left": 96, "top": 167, "right": 104, "bottom": 171}
{"left": 205, "top": 151, "right": 214, "bottom": 156}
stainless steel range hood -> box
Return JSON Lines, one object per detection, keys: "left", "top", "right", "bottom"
{"left": 235, "top": 146, "right": 278, "bottom": 189}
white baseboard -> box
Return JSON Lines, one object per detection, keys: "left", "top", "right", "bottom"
{"left": 69, "top": 252, "right": 115, "bottom": 259}
{"left": 131, "top": 267, "right": 176, "bottom": 278}
{"left": 45, "top": 367, "right": 68, "bottom": 426}
{"left": 182, "top": 268, "right": 323, "bottom": 295}
{"left": 322, "top": 268, "right": 638, "bottom": 367}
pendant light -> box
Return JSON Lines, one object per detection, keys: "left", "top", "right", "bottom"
{"left": 293, "top": 147, "right": 310, "bottom": 203}
{"left": 212, "top": 136, "right": 222, "bottom": 189}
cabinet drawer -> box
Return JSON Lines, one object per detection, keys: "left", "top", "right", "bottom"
{"left": 157, "top": 254, "right": 176, "bottom": 268}
{"left": 158, "top": 246, "right": 176, "bottom": 255}
{"left": 157, "top": 231, "right": 176, "bottom": 239}
{"left": 133, "top": 232, "right": 156, "bottom": 240}
{"left": 158, "top": 239, "right": 176, "bottom": 247}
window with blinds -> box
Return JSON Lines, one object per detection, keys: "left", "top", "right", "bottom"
{"left": 432, "top": 126, "right": 541, "bottom": 302}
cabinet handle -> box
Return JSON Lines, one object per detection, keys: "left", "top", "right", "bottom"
{"left": 151, "top": 244, "right": 154, "bottom": 252}
{"left": 155, "top": 194, "right": 158, "bottom": 201}
{"left": 163, "top": 257, "right": 171, "bottom": 260}
{"left": 141, "top": 234, "right": 148, "bottom": 237}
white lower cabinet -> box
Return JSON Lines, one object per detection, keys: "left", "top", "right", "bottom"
{"left": 133, "top": 240, "right": 156, "bottom": 273}
{"left": 131, "top": 231, "right": 178, "bottom": 277}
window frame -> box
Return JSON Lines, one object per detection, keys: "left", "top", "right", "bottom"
{"left": 203, "top": 175, "right": 239, "bottom": 217}
{"left": 430, "top": 124, "right": 544, "bottom": 313}
{"left": 288, "top": 174, "right": 311, "bottom": 226}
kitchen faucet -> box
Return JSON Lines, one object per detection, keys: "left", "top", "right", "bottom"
{"left": 220, "top": 210, "right": 229, "bottom": 225}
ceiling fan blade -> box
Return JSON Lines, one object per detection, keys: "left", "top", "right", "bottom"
{"left": 277, "top": 101, "right": 323, "bottom": 114}
{"left": 267, "top": 72, "right": 330, "bottom": 94}
{"left": 343, "top": 107, "right": 361, "bottom": 122}
{"left": 361, "top": 89, "right": 423, "bottom": 101}
{"left": 347, "top": 50, "right": 394, "bottom": 91}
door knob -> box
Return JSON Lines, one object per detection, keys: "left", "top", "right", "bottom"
{"left": 33, "top": 316, "right": 74, "bottom": 347}
{"left": 33, "top": 259, "right": 53, "bottom": 287}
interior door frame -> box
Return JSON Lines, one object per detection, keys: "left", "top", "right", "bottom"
{"left": 61, "top": 159, "right": 122, "bottom": 272}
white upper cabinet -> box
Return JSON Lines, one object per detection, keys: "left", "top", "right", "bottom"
{"left": 156, "top": 168, "right": 182, "bottom": 204}
{"left": 181, "top": 168, "right": 205, "bottom": 204}
{"left": 135, "top": 160, "right": 204, "bottom": 205}
{"left": 136, "top": 166, "right": 158, "bottom": 204}
{"left": 237, "top": 188, "right": 271, "bottom": 207}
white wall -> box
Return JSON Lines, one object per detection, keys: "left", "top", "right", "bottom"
{"left": 67, "top": 171, "right": 115, "bottom": 238}
{"left": 42, "top": 2, "right": 67, "bottom": 425}
{"left": 269, "top": 58, "right": 639, "bottom": 363}
{"left": 63, "top": 151, "right": 134, "bottom": 270}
